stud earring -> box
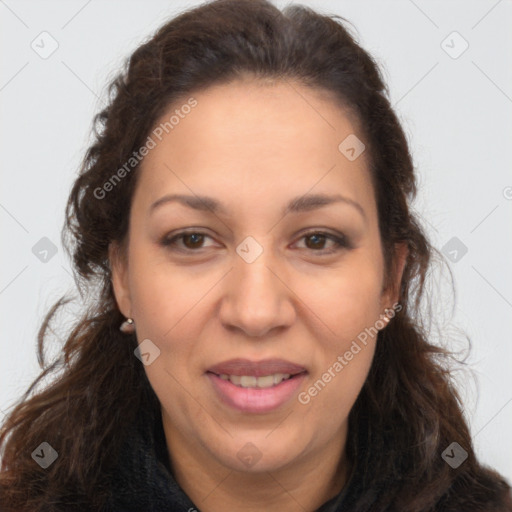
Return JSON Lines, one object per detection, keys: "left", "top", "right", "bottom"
{"left": 378, "top": 312, "right": 391, "bottom": 331}
{"left": 120, "top": 317, "right": 135, "bottom": 334}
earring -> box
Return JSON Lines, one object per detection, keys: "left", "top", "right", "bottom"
{"left": 120, "top": 317, "right": 135, "bottom": 334}
{"left": 378, "top": 312, "right": 391, "bottom": 330}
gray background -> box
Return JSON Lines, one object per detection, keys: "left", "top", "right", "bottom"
{"left": 1, "top": 0, "right": 511, "bottom": 482}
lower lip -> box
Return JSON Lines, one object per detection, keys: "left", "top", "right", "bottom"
{"left": 206, "top": 372, "right": 307, "bottom": 413}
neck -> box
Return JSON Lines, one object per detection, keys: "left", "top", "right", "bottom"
{"left": 162, "top": 413, "right": 351, "bottom": 512}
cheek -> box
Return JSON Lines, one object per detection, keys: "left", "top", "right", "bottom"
{"left": 127, "top": 247, "right": 208, "bottom": 337}
{"left": 128, "top": 258, "right": 206, "bottom": 419}
{"left": 299, "top": 325, "right": 377, "bottom": 431}
{"left": 127, "top": 250, "right": 214, "bottom": 385}
{"left": 294, "top": 260, "right": 384, "bottom": 345}
{"left": 293, "top": 253, "right": 382, "bottom": 413}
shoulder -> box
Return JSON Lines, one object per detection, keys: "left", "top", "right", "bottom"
{"left": 436, "top": 466, "right": 512, "bottom": 512}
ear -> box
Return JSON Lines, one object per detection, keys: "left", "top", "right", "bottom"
{"left": 381, "top": 242, "right": 408, "bottom": 309}
{"left": 108, "top": 240, "right": 132, "bottom": 318}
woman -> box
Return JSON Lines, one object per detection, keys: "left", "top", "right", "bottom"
{"left": 1, "top": 0, "right": 510, "bottom": 510}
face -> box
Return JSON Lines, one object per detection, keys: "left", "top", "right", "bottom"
{"left": 110, "top": 78, "right": 406, "bottom": 475}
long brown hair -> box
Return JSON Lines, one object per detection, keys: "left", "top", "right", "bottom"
{"left": 1, "top": 0, "right": 510, "bottom": 510}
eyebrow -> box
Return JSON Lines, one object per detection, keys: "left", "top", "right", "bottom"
{"left": 149, "top": 192, "right": 367, "bottom": 222}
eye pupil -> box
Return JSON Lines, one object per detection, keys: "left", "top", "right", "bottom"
{"left": 184, "top": 233, "right": 204, "bottom": 248}
{"left": 306, "top": 234, "right": 326, "bottom": 249}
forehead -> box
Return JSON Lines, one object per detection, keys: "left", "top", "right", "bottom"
{"left": 133, "top": 78, "right": 376, "bottom": 223}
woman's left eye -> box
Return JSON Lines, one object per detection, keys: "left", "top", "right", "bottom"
{"left": 160, "top": 230, "right": 351, "bottom": 254}
{"left": 295, "top": 231, "right": 350, "bottom": 253}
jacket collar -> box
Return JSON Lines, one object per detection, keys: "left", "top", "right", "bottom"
{"left": 105, "top": 396, "right": 355, "bottom": 512}
{"left": 105, "top": 398, "right": 198, "bottom": 511}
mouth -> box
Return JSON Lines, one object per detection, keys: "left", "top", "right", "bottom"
{"left": 206, "top": 358, "right": 308, "bottom": 413}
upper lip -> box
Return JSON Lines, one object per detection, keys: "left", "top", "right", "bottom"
{"left": 207, "top": 358, "right": 307, "bottom": 377}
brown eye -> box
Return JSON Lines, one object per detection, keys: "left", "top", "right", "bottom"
{"left": 161, "top": 229, "right": 351, "bottom": 256}
{"left": 160, "top": 231, "right": 214, "bottom": 251}
{"left": 181, "top": 233, "right": 205, "bottom": 249}
{"left": 296, "top": 231, "right": 350, "bottom": 254}
{"left": 304, "top": 233, "right": 328, "bottom": 250}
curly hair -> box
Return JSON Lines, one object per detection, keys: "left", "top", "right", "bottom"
{"left": 0, "top": 0, "right": 510, "bottom": 510}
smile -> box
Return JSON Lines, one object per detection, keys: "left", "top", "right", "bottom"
{"left": 206, "top": 371, "right": 307, "bottom": 413}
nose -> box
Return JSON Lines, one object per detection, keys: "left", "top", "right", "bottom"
{"left": 218, "top": 240, "right": 296, "bottom": 338}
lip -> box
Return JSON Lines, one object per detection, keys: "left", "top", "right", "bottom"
{"left": 207, "top": 358, "right": 307, "bottom": 377}
{"left": 206, "top": 371, "right": 307, "bottom": 413}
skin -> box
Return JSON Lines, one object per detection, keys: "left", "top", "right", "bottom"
{"left": 110, "top": 77, "right": 408, "bottom": 512}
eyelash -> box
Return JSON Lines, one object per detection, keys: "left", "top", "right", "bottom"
{"left": 160, "top": 229, "right": 352, "bottom": 255}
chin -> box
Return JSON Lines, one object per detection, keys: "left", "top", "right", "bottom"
{"left": 209, "top": 432, "right": 304, "bottom": 473}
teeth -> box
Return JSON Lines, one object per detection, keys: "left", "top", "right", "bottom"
{"left": 273, "top": 373, "right": 290, "bottom": 385}
{"left": 218, "top": 373, "right": 292, "bottom": 388}
{"left": 257, "top": 375, "right": 275, "bottom": 388}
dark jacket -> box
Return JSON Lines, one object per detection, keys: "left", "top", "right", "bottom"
{"left": 101, "top": 400, "right": 353, "bottom": 512}
{"left": 102, "top": 402, "right": 512, "bottom": 512}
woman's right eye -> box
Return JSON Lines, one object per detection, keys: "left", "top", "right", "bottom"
{"left": 160, "top": 231, "right": 214, "bottom": 251}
